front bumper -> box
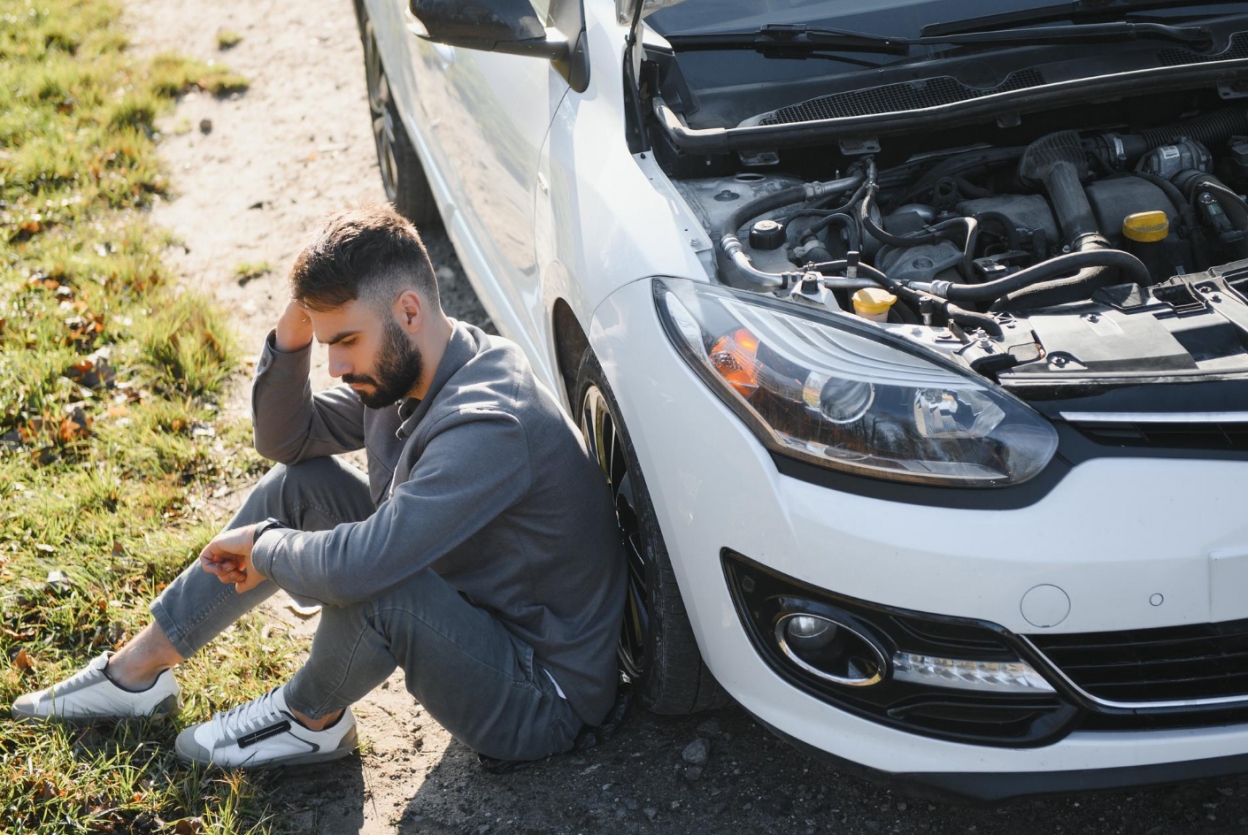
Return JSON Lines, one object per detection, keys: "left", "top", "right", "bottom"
{"left": 589, "top": 278, "right": 1248, "bottom": 794}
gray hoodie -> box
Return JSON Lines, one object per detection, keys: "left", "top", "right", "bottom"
{"left": 248, "top": 319, "right": 627, "bottom": 726}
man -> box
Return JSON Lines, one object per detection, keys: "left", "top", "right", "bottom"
{"left": 12, "top": 204, "right": 627, "bottom": 768}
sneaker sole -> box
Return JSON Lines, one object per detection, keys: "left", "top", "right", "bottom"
{"left": 10, "top": 693, "right": 180, "bottom": 724}
{"left": 174, "top": 722, "right": 359, "bottom": 769}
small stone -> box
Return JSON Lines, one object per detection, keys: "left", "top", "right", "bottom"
{"left": 602, "top": 783, "right": 612, "bottom": 792}
{"left": 684, "top": 766, "right": 703, "bottom": 782}
{"left": 743, "top": 802, "right": 752, "bottom": 811}
{"left": 682, "top": 737, "right": 711, "bottom": 766}
{"left": 199, "top": 118, "right": 212, "bottom": 135}
{"left": 624, "top": 799, "right": 639, "bottom": 811}
{"left": 669, "top": 801, "right": 681, "bottom": 811}
{"left": 898, "top": 802, "right": 907, "bottom": 812}
{"left": 643, "top": 807, "right": 657, "bottom": 821}
{"left": 696, "top": 718, "right": 722, "bottom": 738}
{"left": 436, "top": 266, "right": 456, "bottom": 282}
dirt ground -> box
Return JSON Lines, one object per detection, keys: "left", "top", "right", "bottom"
{"left": 120, "top": 0, "right": 1248, "bottom": 832}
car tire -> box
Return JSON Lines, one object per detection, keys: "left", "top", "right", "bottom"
{"left": 575, "top": 349, "right": 730, "bottom": 715}
{"left": 361, "top": 15, "right": 440, "bottom": 229}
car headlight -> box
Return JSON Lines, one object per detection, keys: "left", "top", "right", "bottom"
{"left": 654, "top": 278, "right": 1058, "bottom": 487}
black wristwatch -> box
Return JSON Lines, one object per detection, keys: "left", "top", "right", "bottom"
{"left": 252, "top": 517, "right": 288, "bottom": 543}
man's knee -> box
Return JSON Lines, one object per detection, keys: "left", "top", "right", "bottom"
{"left": 247, "top": 457, "right": 371, "bottom": 530}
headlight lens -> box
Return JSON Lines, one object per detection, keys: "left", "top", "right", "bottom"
{"left": 654, "top": 278, "right": 1058, "bottom": 487}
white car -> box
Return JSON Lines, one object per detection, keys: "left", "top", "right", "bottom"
{"left": 357, "top": 0, "right": 1248, "bottom": 801}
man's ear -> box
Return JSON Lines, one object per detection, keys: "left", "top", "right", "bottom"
{"left": 394, "top": 289, "right": 424, "bottom": 332}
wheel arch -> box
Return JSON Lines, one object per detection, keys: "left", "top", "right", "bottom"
{"left": 551, "top": 297, "right": 590, "bottom": 409}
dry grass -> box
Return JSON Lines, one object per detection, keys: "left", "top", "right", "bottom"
{"left": 0, "top": 1, "right": 300, "bottom": 832}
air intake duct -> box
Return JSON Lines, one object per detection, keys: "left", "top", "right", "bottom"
{"left": 1091, "top": 107, "right": 1248, "bottom": 171}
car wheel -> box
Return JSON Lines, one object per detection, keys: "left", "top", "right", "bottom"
{"left": 576, "top": 349, "right": 729, "bottom": 715}
{"left": 361, "top": 17, "right": 439, "bottom": 229}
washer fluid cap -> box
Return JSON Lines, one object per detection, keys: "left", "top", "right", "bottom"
{"left": 1122, "top": 210, "right": 1169, "bottom": 243}
{"left": 852, "top": 287, "right": 897, "bottom": 316}
{"left": 1020, "top": 584, "right": 1070, "bottom": 628}
{"left": 749, "top": 219, "right": 785, "bottom": 250}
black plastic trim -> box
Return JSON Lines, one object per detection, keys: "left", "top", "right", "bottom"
{"left": 652, "top": 59, "right": 1248, "bottom": 153}
{"left": 722, "top": 550, "right": 1082, "bottom": 748}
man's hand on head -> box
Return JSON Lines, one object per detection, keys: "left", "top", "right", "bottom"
{"left": 275, "top": 297, "right": 315, "bottom": 352}
{"left": 200, "top": 523, "right": 267, "bottom": 594}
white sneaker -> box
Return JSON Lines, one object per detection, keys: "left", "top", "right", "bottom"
{"left": 10, "top": 651, "right": 179, "bottom": 721}
{"left": 174, "top": 685, "right": 357, "bottom": 769}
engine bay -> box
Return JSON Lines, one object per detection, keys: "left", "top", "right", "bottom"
{"left": 672, "top": 98, "right": 1248, "bottom": 397}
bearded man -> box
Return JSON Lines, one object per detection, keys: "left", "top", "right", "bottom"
{"left": 13, "top": 204, "right": 627, "bottom": 768}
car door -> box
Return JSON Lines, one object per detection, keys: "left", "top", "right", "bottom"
{"left": 401, "top": 0, "right": 571, "bottom": 381}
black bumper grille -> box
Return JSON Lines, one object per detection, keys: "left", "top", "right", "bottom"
{"left": 1028, "top": 618, "right": 1248, "bottom": 704}
{"left": 1075, "top": 421, "right": 1248, "bottom": 451}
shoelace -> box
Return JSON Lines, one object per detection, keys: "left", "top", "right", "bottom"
{"left": 212, "top": 688, "right": 286, "bottom": 738}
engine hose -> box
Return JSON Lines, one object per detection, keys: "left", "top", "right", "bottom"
{"left": 812, "top": 212, "right": 861, "bottom": 251}
{"left": 885, "top": 146, "right": 1025, "bottom": 209}
{"left": 987, "top": 242, "right": 1154, "bottom": 313}
{"left": 719, "top": 175, "right": 865, "bottom": 288}
{"left": 945, "top": 303, "right": 1003, "bottom": 337}
{"left": 971, "top": 211, "right": 1021, "bottom": 251}
{"left": 860, "top": 181, "right": 967, "bottom": 249}
{"left": 1137, "top": 107, "right": 1248, "bottom": 152}
{"left": 1134, "top": 171, "right": 1208, "bottom": 268}
{"left": 912, "top": 248, "right": 1151, "bottom": 304}
{"left": 807, "top": 259, "right": 993, "bottom": 332}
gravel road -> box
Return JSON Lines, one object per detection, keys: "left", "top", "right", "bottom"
{"left": 123, "top": 0, "right": 1248, "bottom": 831}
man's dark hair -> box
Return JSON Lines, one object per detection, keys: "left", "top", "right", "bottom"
{"left": 290, "top": 204, "right": 440, "bottom": 312}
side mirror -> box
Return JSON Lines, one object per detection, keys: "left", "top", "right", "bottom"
{"left": 409, "top": 0, "right": 570, "bottom": 61}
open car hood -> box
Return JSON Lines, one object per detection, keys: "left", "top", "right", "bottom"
{"left": 615, "top": 0, "right": 689, "bottom": 25}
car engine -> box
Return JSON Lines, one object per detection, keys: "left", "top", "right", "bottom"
{"left": 673, "top": 106, "right": 1248, "bottom": 393}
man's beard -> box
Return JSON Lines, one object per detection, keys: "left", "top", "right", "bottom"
{"left": 343, "top": 320, "right": 424, "bottom": 409}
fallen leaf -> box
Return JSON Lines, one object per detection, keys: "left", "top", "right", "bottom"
{"left": 14, "top": 648, "right": 34, "bottom": 671}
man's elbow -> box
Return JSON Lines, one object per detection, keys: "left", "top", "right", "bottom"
{"left": 253, "top": 432, "right": 303, "bottom": 465}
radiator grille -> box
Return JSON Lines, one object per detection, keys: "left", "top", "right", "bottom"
{"left": 1075, "top": 420, "right": 1248, "bottom": 451}
{"left": 1029, "top": 617, "right": 1248, "bottom": 704}
{"left": 759, "top": 68, "right": 1046, "bottom": 125}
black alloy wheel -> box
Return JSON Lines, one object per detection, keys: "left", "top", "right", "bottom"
{"left": 575, "top": 350, "right": 729, "bottom": 714}
{"left": 360, "top": 16, "right": 439, "bottom": 228}
{"left": 581, "top": 385, "right": 648, "bottom": 681}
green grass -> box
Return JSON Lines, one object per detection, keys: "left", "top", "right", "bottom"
{"left": 216, "top": 30, "right": 242, "bottom": 50}
{"left": 0, "top": 1, "right": 299, "bottom": 832}
{"left": 231, "top": 260, "right": 273, "bottom": 286}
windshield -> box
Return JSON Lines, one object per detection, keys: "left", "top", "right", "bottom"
{"left": 647, "top": 0, "right": 1241, "bottom": 38}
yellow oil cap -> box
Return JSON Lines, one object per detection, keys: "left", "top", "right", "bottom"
{"left": 853, "top": 287, "right": 897, "bottom": 316}
{"left": 1123, "top": 211, "right": 1169, "bottom": 243}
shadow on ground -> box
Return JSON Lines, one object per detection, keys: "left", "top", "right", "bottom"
{"left": 270, "top": 694, "right": 1248, "bottom": 835}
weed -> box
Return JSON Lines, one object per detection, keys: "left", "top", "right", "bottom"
{"left": 1, "top": 1, "right": 294, "bottom": 832}
{"left": 217, "top": 30, "right": 243, "bottom": 50}
{"left": 232, "top": 260, "right": 274, "bottom": 286}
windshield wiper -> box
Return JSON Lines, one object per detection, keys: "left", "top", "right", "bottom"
{"left": 923, "top": 0, "right": 1247, "bottom": 38}
{"left": 664, "top": 24, "right": 910, "bottom": 56}
{"left": 664, "top": 19, "right": 1214, "bottom": 61}
{"left": 921, "top": 20, "right": 1215, "bottom": 49}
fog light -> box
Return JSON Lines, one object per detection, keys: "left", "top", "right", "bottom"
{"left": 785, "top": 615, "right": 837, "bottom": 650}
{"left": 775, "top": 613, "right": 885, "bottom": 687}
{"left": 892, "top": 652, "right": 1054, "bottom": 693}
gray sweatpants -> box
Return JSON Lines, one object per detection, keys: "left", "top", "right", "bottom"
{"left": 149, "top": 458, "right": 582, "bottom": 761}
